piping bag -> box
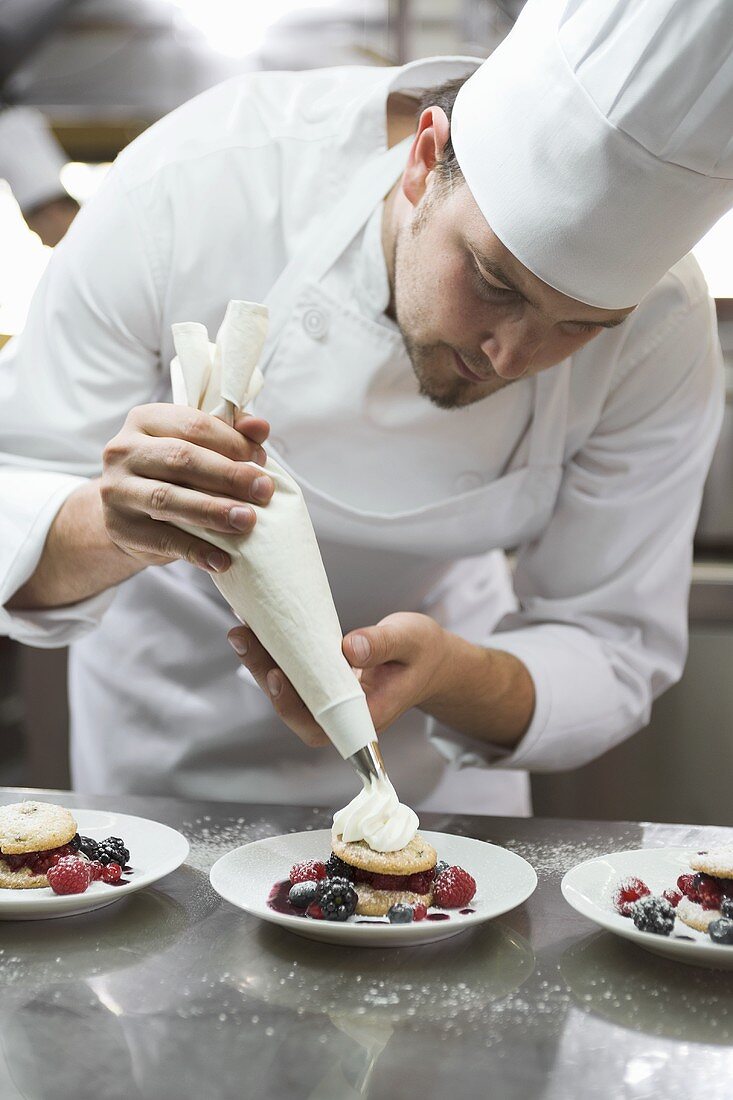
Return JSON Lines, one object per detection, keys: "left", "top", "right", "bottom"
{"left": 170, "top": 300, "right": 388, "bottom": 779}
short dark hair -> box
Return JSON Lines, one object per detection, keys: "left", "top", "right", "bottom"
{"left": 416, "top": 77, "right": 468, "bottom": 188}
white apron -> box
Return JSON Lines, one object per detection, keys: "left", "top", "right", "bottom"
{"left": 69, "top": 138, "right": 569, "bottom": 816}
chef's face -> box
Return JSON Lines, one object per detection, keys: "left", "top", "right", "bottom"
{"left": 392, "top": 170, "right": 635, "bottom": 410}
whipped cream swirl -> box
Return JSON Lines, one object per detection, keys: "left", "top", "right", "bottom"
{"left": 332, "top": 775, "right": 419, "bottom": 853}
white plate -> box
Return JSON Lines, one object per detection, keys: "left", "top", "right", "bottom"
{"left": 209, "top": 828, "right": 537, "bottom": 946}
{"left": 0, "top": 809, "right": 189, "bottom": 921}
{"left": 562, "top": 846, "right": 733, "bottom": 969}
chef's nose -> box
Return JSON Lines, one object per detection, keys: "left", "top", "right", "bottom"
{"left": 480, "top": 320, "right": 544, "bottom": 380}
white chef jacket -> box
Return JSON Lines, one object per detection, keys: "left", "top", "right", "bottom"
{"left": 0, "top": 59, "right": 723, "bottom": 815}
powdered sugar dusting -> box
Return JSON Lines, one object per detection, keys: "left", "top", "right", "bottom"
{"left": 180, "top": 810, "right": 334, "bottom": 872}
{"left": 500, "top": 832, "right": 640, "bottom": 878}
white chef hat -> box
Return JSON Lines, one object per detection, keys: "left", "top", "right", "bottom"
{"left": 451, "top": 0, "right": 733, "bottom": 309}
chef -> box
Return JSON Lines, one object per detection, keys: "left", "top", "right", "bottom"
{"left": 1, "top": 0, "right": 732, "bottom": 815}
{"left": 0, "top": 106, "right": 78, "bottom": 246}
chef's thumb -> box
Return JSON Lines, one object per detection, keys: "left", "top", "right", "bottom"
{"left": 343, "top": 625, "right": 399, "bottom": 669}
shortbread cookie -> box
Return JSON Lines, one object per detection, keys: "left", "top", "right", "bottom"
{"left": 355, "top": 884, "right": 434, "bottom": 917}
{"left": 677, "top": 896, "right": 718, "bottom": 933}
{"left": 0, "top": 861, "right": 48, "bottom": 889}
{"left": 332, "top": 833, "right": 436, "bottom": 874}
{"left": 0, "top": 801, "right": 77, "bottom": 855}
{"left": 689, "top": 849, "right": 733, "bottom": 879}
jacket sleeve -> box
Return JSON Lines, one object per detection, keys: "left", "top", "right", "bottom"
{"left": 0, "top": 169, "right": 162, "bottom": 647}
{"left": 429, "top": 276, "right": 724, "bottom": 772}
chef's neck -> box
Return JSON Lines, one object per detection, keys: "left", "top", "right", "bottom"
{"left": 382, "top": 92, "right": 418, "bottom": 320}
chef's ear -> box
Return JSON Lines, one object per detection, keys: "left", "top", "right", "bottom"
{"left": 402, "top": 106, "right": 450, "bottom": 207}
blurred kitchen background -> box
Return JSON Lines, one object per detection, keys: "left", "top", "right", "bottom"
{"left": 1, "top": 0, "right": 732, "bottom": 825}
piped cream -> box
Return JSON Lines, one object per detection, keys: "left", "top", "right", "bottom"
{"left": 332, "top": 775, "right": 419, "bottom": 853}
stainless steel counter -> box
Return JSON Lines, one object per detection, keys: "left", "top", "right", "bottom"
{"left": 2, "top": 788, "right": 733, "bottom": 1100}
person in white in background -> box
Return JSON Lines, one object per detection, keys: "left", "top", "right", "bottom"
{"left": 1, "top": 0, "right": 732, "bottom": 815}
{"left": 0, "top": 106, "right": 78, "bottom": 246}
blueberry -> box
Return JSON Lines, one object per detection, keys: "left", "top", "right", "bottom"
{"left": 289, "top": 881, "right": 319, "bottom": 909}
{"left": 434, "top": 861, "right": 450, "bottom": 879}
{"left": 708, "top": 917, "right": 733, "bottom": 945}
{"left": 721, "top": 897, "right": 733, "bottom": 920}
{"left": 630, "top": 896, "right": 675, "bottom": 936}
{"left": 387, "top": 903, "right": 414, "bottom": 924}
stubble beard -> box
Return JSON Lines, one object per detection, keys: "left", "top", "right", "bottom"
{"left": 393, "top": 213, "right": 509, "bottom": 411}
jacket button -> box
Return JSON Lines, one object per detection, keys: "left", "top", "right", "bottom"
{"left": 302, "top": 308, "right": 328, "bottom": 340}
{"left": 454, "top": 471, "right": 483, "bottom": 493}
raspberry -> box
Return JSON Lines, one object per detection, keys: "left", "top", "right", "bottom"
{"left": 325, "top": 853, "right": 356, "bottom": 881}
{"left": 289, "top": 860, "right": 327, "bottom": 885}
{"left": 101, "top": 862, "right": 122, "bottom": 884}
{"left": 319, "top": 878, "right": 358, "bottom": 921}
{"left": 693, "top": 873, "right": 723, "bottom": 911}
{"left": 413, "top": 904, "right": 428, "bottom": 921}
{"left": 433, "top": 866, "right": 476, "bottom": 908}
{"left": 88, "top": 861, "right": 104, "bottom": 882}
{"left": 612, "top": 877, "right": 651, "bottom": 917}
{"left": 662, "top": 888, "right": 682, "bottom": 908}
{"left": 630, "top": 895, "right": 675, "bottom": 936}
{"left": 305, "top": 902, "right": 325, "bottom": 920}
{"left": 677, "top": 873, "right": 697, "bottom": 900}
{"left": 46, "top": 856, "right": 91, "bottom": 896}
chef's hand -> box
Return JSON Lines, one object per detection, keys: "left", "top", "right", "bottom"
{"left": 101, "top": 403, "right": 274, "bottom": 574}
{"left": 227, "top": 612, "right": 449, "bottom": 747}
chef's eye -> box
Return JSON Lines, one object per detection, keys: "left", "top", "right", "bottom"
{"left": 564, "top": 322, "right": 602, "bottom": 335}
{"left": 470, "top": 258, "right": 519, "bottom": 301}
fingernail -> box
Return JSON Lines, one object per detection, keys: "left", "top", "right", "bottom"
{"left": 350, "top": 634, "right": 370, "bottom": 662}
{"left": 252, "top": 476, "right": 273, "bottom": 502}
{"left": 228, "top": 632, "right": 248, "bottom": 656}
{"left": 266, "top": 670, "right": 281, "bottom": 697}
{"left": 228, "top": 506, "right": 253, "bottom": 531}
{"left": 206, "top": 550, "right": 228, "bottom": 573}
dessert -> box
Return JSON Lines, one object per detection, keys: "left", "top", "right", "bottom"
{"left": 611, "top": 847, "right": 733, "bottom": 946}
{"left": 267, "top": 850, "right": 477, "bottom": 924}
{"left": 676, "top": 849, "right": 733, "bottom": 933}
{"left": 0, "top": 800, "right": 132, "bottom": 895}
{"left": 0, "top": 801, "right": 78, "bottom": 889}
{"left": 331, "top": 832, "right": 438, "bottom": 916}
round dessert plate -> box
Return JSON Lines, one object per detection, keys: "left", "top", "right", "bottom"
{"left": 0, "top": 809, "right": 189, "bottom": 921}
{"left": 210, "top": 828, "right": 537, "bottom": 946}
{"left": 562, "top": 847, "right": 733, "bottom": 969}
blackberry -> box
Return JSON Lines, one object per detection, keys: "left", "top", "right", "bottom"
{"left": 71, "top": 835, "right": 100, "bottom": 861}
{"left": 325, "top": 853, "right": 356, "bottom": 881}
{"left": 434, "top": 860, "right": 450, "bottom": 879}
{"left": 722, "top": 897, "right": 733, "bottom": 920}
{"left": 630, "top": 895, "right": 675, "bottom": 936}
{"left": 708, "top": 917, "right": 733, "bottom": 945}
{"left": 318, "top": 878, "right": 358, "bottom": 922}
{"left": 387, "top": 903, "right": 413, "bottom": 924}
{"left": 289, "top": 881, "right": 319, "bottom": 909}
{"left": 96, "top": 837, "right": 130, "bottom": 866}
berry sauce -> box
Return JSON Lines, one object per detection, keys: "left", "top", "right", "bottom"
{"left": 427, "top": 913, "right": 450, "bottom": 921}
{"left": 459, "top": 908, "right": 476, "bottom": 915}
{"left": 268, "top": 879, "right": 308, "bottom": 919}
